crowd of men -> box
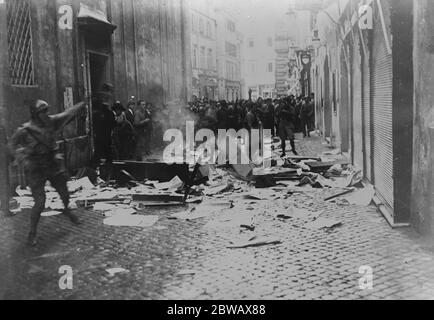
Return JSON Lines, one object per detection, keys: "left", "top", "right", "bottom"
{"left": 90, "top": 87, "right": 154, "bottom": 168}
{"left": 187, "top": 94, "right": 315, "bottom": 157}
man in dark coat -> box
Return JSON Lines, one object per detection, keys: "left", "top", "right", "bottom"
{"left": 276, "top": 99, "right": 298, "bottom": 157}
{"left": 90, "top": 91, "right": 116, "bottom": 169}
{"left": 301, "top": 97, "right": 315, "bottom": 137}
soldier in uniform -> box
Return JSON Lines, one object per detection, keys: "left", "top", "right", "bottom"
{"left": 8, "top": 99, "right": 87, "bottom": 246}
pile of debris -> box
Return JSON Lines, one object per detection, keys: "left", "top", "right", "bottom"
{"left": 10, "top": 145, "right": 376, "bottom": 250}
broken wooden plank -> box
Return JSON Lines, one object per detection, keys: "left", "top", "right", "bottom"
{"left": 324, "top": 188, "right": 355, "bottom": 201}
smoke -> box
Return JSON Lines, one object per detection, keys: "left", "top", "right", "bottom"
{"left": 141, "top": 82, "right": 200, "bottom": 150}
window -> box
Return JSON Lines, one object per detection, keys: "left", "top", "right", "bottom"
{"left": 227, "top": 20, "right": 235, "bottom": 32}
{"left": 249, "top": 62, "right": 255, "bottom": 74}
{"left": 200, "top": 47, "right": 205, "bottom": 68}
{"left": 206, "top": 21, "right": 211, "bottom": 38}
{"left": 249, "top": 39, "right": 254, "bottom": 48}
{"left": 267, "top": 37, "right": 273, "bottom": 47}
{"left": 7, "top": 0, "right": 35, "bottom": 85}
{"left": 226, "top": 61, "right": 236, "bottom": 80}
{"left": 207, "top": 49, "right": 213, "bottom": 70}
{"left": 192, "top": 45, "right": 198, "bottom": 69}
{"left": 267, "top": 62, "right": 273, "bottom": 73}
{"left": 225, "top": 42, "right": 237, "bottom": 57}
{"left": 199, "top": 18, "right": 204, "bottom": 35}
{"left": 191, "top": 14, "right": 196, "bottom": 33}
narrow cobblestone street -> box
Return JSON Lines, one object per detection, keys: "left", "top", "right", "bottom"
{"left": 1, "top": 135, "right": 434, "bottom": 300}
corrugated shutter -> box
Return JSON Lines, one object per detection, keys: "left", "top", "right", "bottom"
{"left": 362, "top": 34, "right": 371, "bottom": 182}
{"left": 351, "top": 34, "right": 363, "bottom": 170}
{"left": 370, "top": 0, "right": 393, "bottom": 209}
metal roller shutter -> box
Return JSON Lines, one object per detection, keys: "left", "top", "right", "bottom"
{"left": 351, "top": 33, "right": 363, "bottom": 171}
{"left": 370, "top": 0, "right": 394, "bottom": 209}
{"left": 362, "top": 33, "right": 371, "bottom": 182}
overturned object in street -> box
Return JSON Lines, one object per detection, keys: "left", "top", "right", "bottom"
{"left": 227, "top": 236, "right": 281, "bottom": 249}
{"left": 254, "top": 175, "right": 277, "bottom": 188}
{"left": 106, "top": 161, "right": 189, "bottom": 185}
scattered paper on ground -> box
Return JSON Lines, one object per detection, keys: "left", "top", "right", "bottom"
{"left": 106, "top": 268, "right": 129, "bottom": 276}
{"left": 103, "top": 215, "right": 159, "bottom": 227}
{"left": 342, "top": 185, "right": 375, "bottom": 206}
{"left": 68, "top": 177, "right": 94, "bottom": 192}
{"left": 41, "top": 210, "right": 62, "bottom": 217}
{"left": 15, "top": 186, "right": 31, "bottom": 197}
{"left": 154, "top": 176, "right": 183, "bottom": 191}
{"left": 171, "top": 201, "right": 232, "bottom": 220}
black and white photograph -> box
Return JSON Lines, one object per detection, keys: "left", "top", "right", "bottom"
{"left": 0, "top": 0, "right": 433, "bottom": 304}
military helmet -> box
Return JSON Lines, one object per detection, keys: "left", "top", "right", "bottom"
{"left": 30, "top": 99, "right": 49, "bottom": 116}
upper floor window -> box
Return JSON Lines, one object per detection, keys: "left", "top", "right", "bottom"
{"left": 249, "top": 61, "right": 255, "bottom": 74}
{"left": 192, "top": 45, "right": 198, "bottom": 69}
{"left": 227, "top": 19, "right": 235, "bottom": 32}
{"left": 191, "top": 13, "right": 196, "bottom": 33}
{"left": 267, "top": 37, "right": 273, "bottom": 47}
{"left": 225, "top": 42, "right": 237, "bottom": 58}
{"left": 199, "top": 18, "right": 204, "bottom": 35}
{"left": 207, "top": 49, "right": 213, "bottom": 70}
{"left": 267, "top": 62, "right": 273, "bottom": 73}
{"left": 206, "top": 21, "right": 211, "bottom": 38}
{"left": 200, "top": 47, "right": 206, "bottom": 68}
{"left": 249, "top": 39, "right": 254, "bottom": 48}
{"left": 7, "top": 0, "right": 35, "bottom": 86}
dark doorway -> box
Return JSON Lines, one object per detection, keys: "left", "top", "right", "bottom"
{"left": 88, "top": 52, "right": 109, "bottom": 95}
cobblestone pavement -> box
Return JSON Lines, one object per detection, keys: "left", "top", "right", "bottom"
{"left": 1, "top": 134, "right": 434, "bottom": 300}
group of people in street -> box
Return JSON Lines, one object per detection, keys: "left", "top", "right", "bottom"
{"left": 187, "top": 94, "right": 315, "bottom": 157}
{"left": 5, "top": 86, "right": 315, "bottom": 246}
{"left": 90, "top": 85, "right": 153, "bottom": 169}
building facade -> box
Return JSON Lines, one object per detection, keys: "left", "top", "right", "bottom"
{"left": 240, "top": 13, "right": 277, "bottom": 100}
{"left": 275, "top": 5, "right": 315, "bottom": 98}
{"left": 310, "top": 0, "right": 434, "bottom": 235}
{"left": 188, "top": 0, "right": 218, "bottom": 100}
{"left": 0, "top": 0, "right": 191, "bottom": 190}
{"left": 215, "top": 6, "right": 242, "bottom": 102}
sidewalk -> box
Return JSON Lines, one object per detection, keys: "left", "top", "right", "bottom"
{"left": 1, "top": 134, "right": 434, "bottom": 300}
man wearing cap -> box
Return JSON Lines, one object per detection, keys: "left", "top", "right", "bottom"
{"left": 8, "top": 99, "right": 88, "bottom": 246}
{"left": 90, "top": 91, "right": 116, "bottom": 169}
